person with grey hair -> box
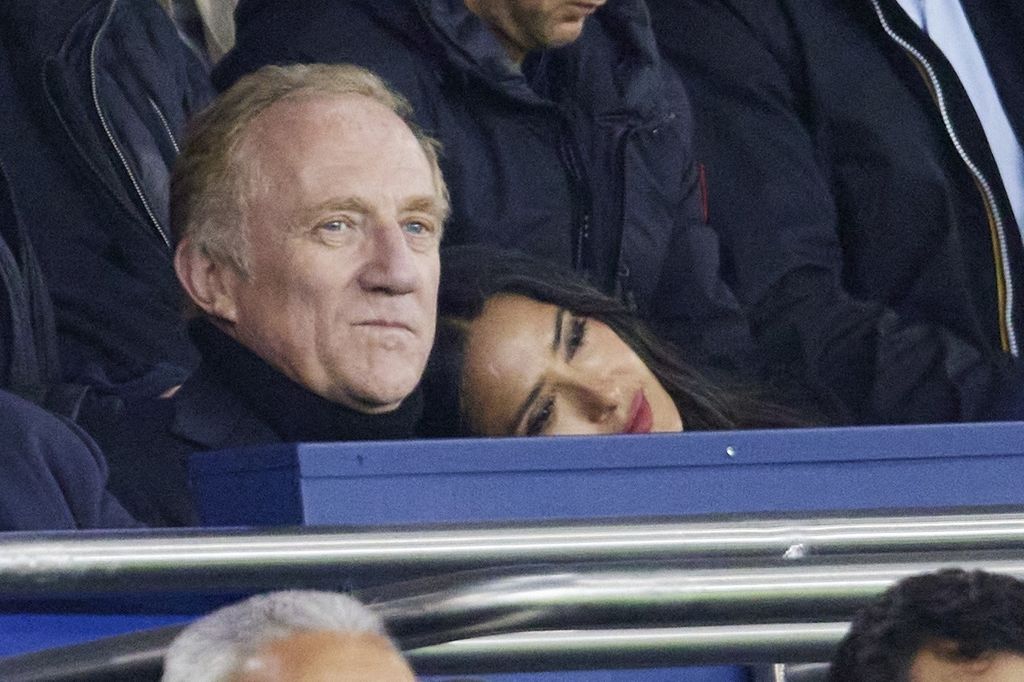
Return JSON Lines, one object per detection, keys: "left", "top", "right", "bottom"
{"left": 94, "top": 63, "right": 449, "bottom": 526}
{"left": 162, "top": 590, "right": 414, "bottom": 682}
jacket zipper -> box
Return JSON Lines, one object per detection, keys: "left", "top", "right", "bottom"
{"left": 557, "top": 113, "right": 591, "bottom": 272}
{"left": 89, "top": 0, "right": 172, "bottom": 250}
{"left": 149, "top": 96, "right": 181, "bottom": 155}
{"left": 870, "top": 0, "right": 1018, "bottom": 357}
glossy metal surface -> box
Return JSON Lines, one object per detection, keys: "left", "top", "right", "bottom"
{"left": 3, "top": 511, "right": 1024, "bottom": 594}
{"left": 0, "top": 622, "right": 847, "bottom": 680}
{"left": 406, "top": 623, "right": 849, "bottom": 673}
{"left": 371, "top": 554, "right": 1024, "bottom": 646}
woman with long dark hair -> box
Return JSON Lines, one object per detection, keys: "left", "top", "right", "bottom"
{"left": 422, "top": 245, "right": 802, "bottom": 437}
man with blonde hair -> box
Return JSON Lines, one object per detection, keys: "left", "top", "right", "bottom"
{"left": 97, "top": 63, "right": 449, "bottom": 526}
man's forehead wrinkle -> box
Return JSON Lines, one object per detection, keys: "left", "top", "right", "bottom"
{"left": 246, "top": 95, "right": 396, "bottom": 154}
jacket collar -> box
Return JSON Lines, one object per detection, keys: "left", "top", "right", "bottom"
{"left": 407, "top": 0, "right": 667, "bottom": 116}
{"left": 171, "top": 320, "right": 423, "bottom": 449}
{"left": 170, "top": 367, "right": 275, "bottom": 450}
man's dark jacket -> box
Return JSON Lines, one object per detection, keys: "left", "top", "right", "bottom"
{"left": 214, "top": 0, "right": 753, "bottom": 369}
{"left": 0, "top": 0, "right": 213, "bottom": 397}
{"left": 648, "top": 0, "right": 1024, "bottom": 423}
{"left": 95, "top": 322, "right": 423, "bottom": 527}
{"left": 0, "top": 389, "right": 138, "bottom": 531}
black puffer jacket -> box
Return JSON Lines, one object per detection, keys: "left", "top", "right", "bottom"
{"left": 215, "top": 0, "right": 753, "bottom": 370}
{"left": 0, "top": 0, "right": 213, "bottom": 397}
{"left": 649, "top": 0, "right": 1024, "bottom": 423}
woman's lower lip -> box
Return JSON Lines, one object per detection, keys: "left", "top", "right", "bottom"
{"left": 623, "top": 390, "right": 654, "bottom": 434}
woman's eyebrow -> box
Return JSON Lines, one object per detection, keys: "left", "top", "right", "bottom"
{"left": 552, "top": 308, "right": 566, "bottom": 352}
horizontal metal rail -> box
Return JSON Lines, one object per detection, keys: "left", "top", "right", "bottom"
{"left": 0, "top": 623, "right": 848, "bottom": 680}
{"left": 370, "top": 554, "right": 1024, "bottom": 646}
{"left": 6, "top": 546, "right": 1024, "bottom": 678}
{"left": 3, "top": 511, "right": 1024, "bottom": 595}
{"left": 408, "top": 623, "right": 849, "bottom": 673}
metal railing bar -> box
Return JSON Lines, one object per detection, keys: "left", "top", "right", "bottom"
{"left": 3, "top": 511, "right": 1024, "bottom": 594}
{"left": 368, "top": 553, "right": 1024, "bottom": 644}
{"left": 0, "top": 623, "right": 848, "bottom": 680}
{"left": 405, "top": 623, "right": 849, "bottom": 673}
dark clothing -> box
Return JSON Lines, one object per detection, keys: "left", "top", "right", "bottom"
{"left": 0, "top": 389, "right": 138, "bottom": 531}
{"left": 97, "top": 321, "right": 424, "bottom": 527}
{"left": 2, "top": 90, "right": 123, "bottom": 424}
{"left": 649, "top": 0, "right": 1024, "bottom": 423}
{"left": 0, "top": 0, "right": 213, "bottom": 397}
{"left": 0, "top": 150, "right": 60, "bottom": 399}
{"left": 214, "top": 0, "right": 753, "bottom": 370}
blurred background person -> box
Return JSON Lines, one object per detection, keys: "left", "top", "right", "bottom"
{"left": 830, "top": 569, "right": 1024, "bottom": 681}
{"left": 648, "top": 0, "right": 1024, "bottom": 425}
{"left": 163, "top": 590, "right": 413, "bottom": 682}
{"left": 0, "top": 0, "right": 212, "bottom": 398}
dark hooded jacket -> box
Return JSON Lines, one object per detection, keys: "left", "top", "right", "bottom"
{"left": 214, "top": 0, "right": 754, "bottom": 370}
{"left": 649, "top": 0, "right": 1024, "bottom": 423}
{"left": 0, "top": 0, "right": 213, "bottom": 397}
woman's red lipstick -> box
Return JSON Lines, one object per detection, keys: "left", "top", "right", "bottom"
{"left": 623, "top": 390, "right": 654, "bottom": 434}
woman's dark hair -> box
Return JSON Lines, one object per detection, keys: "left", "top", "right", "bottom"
{"left": 421, "top": 245, "right": 802, "bottom": 436}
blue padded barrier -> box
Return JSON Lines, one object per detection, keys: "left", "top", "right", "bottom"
{"left": 191, "top": 423, "right": 1024, "bottom": 526}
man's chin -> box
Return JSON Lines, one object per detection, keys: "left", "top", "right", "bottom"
{"left": 546, "top": 20, "right": 586, "bottom": 47}
{"left": 335, "top": 381, "right": 419, "bottom": 415}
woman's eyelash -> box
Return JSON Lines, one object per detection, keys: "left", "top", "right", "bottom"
{"left": 566, "top": 317, "right": 587, "bottom": 359}
{"left": 525, "top": 397, "right": 555, "bottom": 436}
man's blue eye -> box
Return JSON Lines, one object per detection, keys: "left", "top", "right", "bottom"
{"left": 322, "top": 220, "right": 348, "bottom": 232}
{"left": 404, "top": 221, "right": 430, "bottom": 235}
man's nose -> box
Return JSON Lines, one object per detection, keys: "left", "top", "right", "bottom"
{"left": 358, "top": 221, "right": 419, "bottom": 295}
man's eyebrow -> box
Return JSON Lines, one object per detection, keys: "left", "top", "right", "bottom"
{"left": 508, "top": 384, "right": 542, "bottom": 436}
{"left": 303, "top": 197, "right": 373, "bottom": 220}
{"left": 402, "top": 195, "right": 446, "bottom": 215}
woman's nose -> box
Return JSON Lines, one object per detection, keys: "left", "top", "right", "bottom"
{"left": 570, "top": 377, "right": 622, "bottom": 426}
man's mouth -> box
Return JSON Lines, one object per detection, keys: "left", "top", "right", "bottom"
{"left": 622, "top": 389, "right": 654, "bottom": 434}
{"left": 568, "top": 2, "right": 603, "bottom": 16}
{"left": 355, "top": 320, "right": 414, "bottom": 333}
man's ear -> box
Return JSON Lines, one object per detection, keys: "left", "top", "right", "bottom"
{"left": 174, "top": 239, "right": 240, "bottom": 323}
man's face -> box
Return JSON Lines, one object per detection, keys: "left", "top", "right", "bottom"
{"left": 230, "top": 630, "right": 415, "bottom": 682}
{"left": 465, "top": 0, "right": 607, "bottom": 63}
{"left": 221, "top": 94, "right": 443, "bottom": 414}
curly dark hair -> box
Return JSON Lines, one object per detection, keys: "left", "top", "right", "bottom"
{"left": 829, "top": 569, "right": 1024, "bottom": 681}
{"left": 420, "top": 245, "right": 803, "bottom": 436}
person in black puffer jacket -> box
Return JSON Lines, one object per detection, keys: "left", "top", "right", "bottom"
{"left": 648, "top": 0, "right": 1024, "bottom": 424}
{"left": 0, "top": 0, "right": 213, "bottom": 399}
